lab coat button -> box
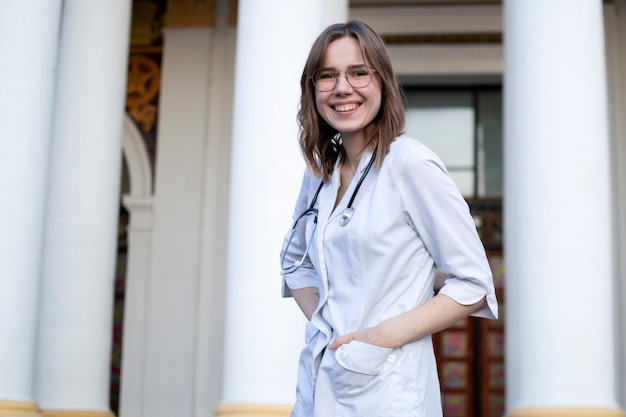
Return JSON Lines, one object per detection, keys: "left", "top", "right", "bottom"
{"left": 337, "top": 350, "right": 347, "bottom": 360}
{"left": 386, "top": 354, "right": 396, "bottom": 363}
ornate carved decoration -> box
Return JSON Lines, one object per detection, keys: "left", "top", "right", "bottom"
{"left": 126, "top": 55, "right": 160, "bottom": 133}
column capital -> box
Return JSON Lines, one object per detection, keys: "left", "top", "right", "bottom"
{"left": 122, "top": 195, "right": 154, "bottom": 233}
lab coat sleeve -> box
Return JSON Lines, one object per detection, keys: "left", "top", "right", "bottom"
{"left": 280, "top": 170, "right": 321, "bottom": 298}
{"left": 397, "top": 144, "right": 498, "bottom": 319}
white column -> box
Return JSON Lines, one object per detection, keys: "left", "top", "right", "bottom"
{"left": 504, "top": 1, "right": 624, "bottom": 416}
{"left": 194, "top": 2, "right": 237, "bottom": 416}
{"left": 605, "top": 0, "right": 626, "bottom": 409}
{"left": 35, "top": 1, "right": 131, "bottom": 415}
{"left": 218, "top": 1, "right": 347, "bottom": 416}
{"left": 140, "top": 27, "right": 213, "bottom": 417}
{"left": 0, "top": 1, "right": 61, "bottom": 415}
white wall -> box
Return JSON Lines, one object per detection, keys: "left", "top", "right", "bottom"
{"left": 351, "top": 5, "right": 503, "bottom": 77}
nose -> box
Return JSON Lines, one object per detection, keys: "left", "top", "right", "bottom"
{"left": 334, "top": 71, "right": 353, "bottom": 93}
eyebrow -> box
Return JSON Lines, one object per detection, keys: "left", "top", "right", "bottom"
{"left": 317, "top": 64, "right": 369, "bottom": 71}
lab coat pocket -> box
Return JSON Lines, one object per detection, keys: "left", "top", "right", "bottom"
{"left": 331, "top": 340, "right": 398, "bottom": 400}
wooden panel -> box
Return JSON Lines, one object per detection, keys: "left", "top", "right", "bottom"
{"left": 434, "top": 317, "right": 475, "bottom": 417}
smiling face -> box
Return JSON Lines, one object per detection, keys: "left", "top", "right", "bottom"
{"left": 315, "top": 36, "right": 382, "bottom": 144}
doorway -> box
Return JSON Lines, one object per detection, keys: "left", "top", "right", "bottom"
{"left": 404, "top": 87, "right": 505, "bottom": 417}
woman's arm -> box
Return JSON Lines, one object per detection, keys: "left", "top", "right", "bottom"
{"left": 329, "top": 294, "right": 485, "bottom": 349}
{"left": 328, "top": 143, "right": 496, "bottom": 349}
{"left": 281, "top": 171, "right": 323, "bottom": 319}
{"left": 290, "top": 287, "right": 320, "bottom": 321}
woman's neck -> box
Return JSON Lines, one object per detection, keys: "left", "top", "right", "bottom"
{"left": 341, "top": 132, "right": 369, "bottom": 168}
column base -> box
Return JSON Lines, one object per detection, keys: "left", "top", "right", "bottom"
{"left": 507, "top": 407, "right": 626, "bottom": 417}
{"left": 214, "top": 403, "right": 292, "bottom": 417}
{"left": 41, "top": 410, "right": 114, "bottom": 417}
{"left": 0, "top": 400, "right": 42, "bottom": 417}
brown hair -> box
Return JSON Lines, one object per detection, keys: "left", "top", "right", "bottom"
{"left": 297, "top": 19, "right": 405, "bottom": 182}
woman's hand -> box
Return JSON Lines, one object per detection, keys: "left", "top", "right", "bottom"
{"left": 328, "top": 325, "right": 397, "bottom": 350}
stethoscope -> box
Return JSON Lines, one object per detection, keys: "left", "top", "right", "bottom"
{"left": 280, "top": 147, "right": 377, "bottom": 274}
{"left": 313, "top": 146, "right": 378, "bottom": 227}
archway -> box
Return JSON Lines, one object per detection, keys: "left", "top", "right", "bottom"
{"left": 111, "top": 115, "right": 154, "bottom": 415}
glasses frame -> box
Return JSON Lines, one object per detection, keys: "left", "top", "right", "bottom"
{"left": 310, "top": 66, "right": 377, "bottom": 92}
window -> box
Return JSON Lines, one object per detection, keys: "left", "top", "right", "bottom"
{"left": 404, "top": 88, "right": 503, "bottom": 198}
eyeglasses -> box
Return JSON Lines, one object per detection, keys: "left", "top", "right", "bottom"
{"left": 280, "top": 182, "right": 323, "bottom": 274}
{"left": 310, "top": 66, "right": 377, "bottom": 92}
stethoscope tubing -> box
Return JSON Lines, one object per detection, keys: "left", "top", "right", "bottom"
{"left": 340, "top": 147, "right": 377, "bottom": 226}
{"left": 280, "top": 147, "right": 377, "bottom": 274}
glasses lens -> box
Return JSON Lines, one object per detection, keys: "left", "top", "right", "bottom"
{"left": 312, "top": 69, "right": 336, "bottom": 92}
{"left": 346, "top": 67, "right": 373, "bottom": 88}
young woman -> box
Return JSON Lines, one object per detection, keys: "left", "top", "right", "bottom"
{"left": 280, "top": 19, "right": 498, "bottom": 417}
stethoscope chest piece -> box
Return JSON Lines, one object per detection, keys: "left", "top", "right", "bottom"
{"left": 337, "top": 147, "right": 378, "bottom": 228}
{"left": 340, "top": 207, "right": 354, "bottom": 227}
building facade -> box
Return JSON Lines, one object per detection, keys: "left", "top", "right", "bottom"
{"left": 1, "top": 1, "right": 626, "bottom": 417}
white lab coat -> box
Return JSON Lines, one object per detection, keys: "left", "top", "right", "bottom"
{"left": 281, "top": 135, "right": 498, "bottom": 417}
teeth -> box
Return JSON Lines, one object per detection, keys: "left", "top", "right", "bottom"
{"left": 335, "top": 103, "right": 356, "bottom": 112}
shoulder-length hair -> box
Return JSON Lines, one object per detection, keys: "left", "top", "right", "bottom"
{"left": 298, "top": 19, "right": 405, "bottom": 182}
